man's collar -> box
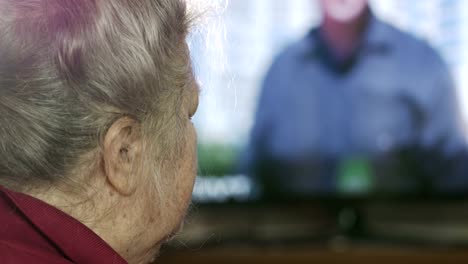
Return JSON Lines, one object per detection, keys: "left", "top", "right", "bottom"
{"left": 361, "top": 13, "right": 393, "bottom": 52}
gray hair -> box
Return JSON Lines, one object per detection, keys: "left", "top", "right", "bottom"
{"left": 0, "top": 0, "right": 193, "bottom": 191}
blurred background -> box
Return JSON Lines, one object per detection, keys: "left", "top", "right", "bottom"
{"left": 160, "top": 0, "right": 468, "bottom": 263}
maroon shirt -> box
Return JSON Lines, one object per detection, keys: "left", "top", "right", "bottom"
{"left": 0, "top": 186, "right": 128, "bottom": 264}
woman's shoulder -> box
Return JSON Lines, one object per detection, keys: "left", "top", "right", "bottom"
{"left": 0, "top": 240, "right": 73, "bottom": 264}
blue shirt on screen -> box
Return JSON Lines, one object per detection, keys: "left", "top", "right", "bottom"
{"left": 243, "top": 15, "right": 467, "bottom": 195}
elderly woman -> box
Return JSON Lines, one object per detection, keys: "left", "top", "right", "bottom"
{"left": 0, "top": 0, "right": 199, "bottom": 263}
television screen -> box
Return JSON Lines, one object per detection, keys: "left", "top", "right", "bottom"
{"left": 189, "top": 0, "right": 468, "bottom": 203}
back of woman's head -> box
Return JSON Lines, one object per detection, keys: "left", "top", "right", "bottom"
{"left": 0, "top": 0, "right": 193, "bottom": 191}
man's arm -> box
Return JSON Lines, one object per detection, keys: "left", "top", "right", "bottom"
{"left": 418, "top": 50, "right": 468, "bottom": 191}
{"left": 239, "top": 62, "right": 279, "bottom": 175}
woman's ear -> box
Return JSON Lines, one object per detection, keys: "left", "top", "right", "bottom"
{"left": 102, "top": 117, "right": 142, "bottom": 196}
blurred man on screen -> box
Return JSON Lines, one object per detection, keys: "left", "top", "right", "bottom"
{"left": 242, "top": 0, "right": 468, "bottom": 197}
